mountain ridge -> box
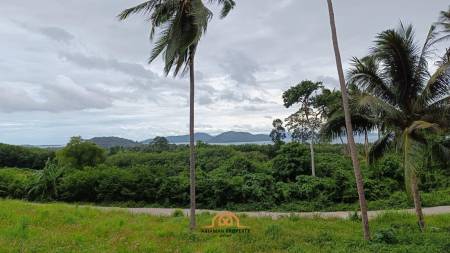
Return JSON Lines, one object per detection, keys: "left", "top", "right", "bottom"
{"left": 89, "top": 131, "right": 271, "bottom": 148}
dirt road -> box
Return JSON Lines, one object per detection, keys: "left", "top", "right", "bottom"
{"left": 91, "top": 205, "right": 450, "bottom": 220}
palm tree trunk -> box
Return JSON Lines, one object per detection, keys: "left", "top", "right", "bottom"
{"left": 364, "top": 129, "right": 369, "bottom": 163}
{"left": 309, "top": 138, "right": 316, "bottom": 177}
{"left": 326, "top": 0, "right": 370, "bottom": 240}
{"left": 189, "top": 46, "right": 197, "bottom": 230}
{"left": 411, "top": 173, "right": 425, "bottom": 231}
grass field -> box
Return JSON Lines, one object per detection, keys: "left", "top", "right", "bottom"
{"left": 0, "top": 200, "right": 449, "bottom": 252}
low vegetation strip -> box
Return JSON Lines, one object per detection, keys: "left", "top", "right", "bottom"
{"left": 1, "top": 200, "right": 449, "bottom": 253}
{"left": 1, "top": 142, "right": 449, "bottom": 213}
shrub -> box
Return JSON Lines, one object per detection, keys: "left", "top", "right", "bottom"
{"left": 0, "top": 168, "right": 34, "bottom": 199}
{"left": 272, "top": 143, "right": 310, "bottom": 182}
{"left": 373, "top": 228, "right": 398, "bottom": 244}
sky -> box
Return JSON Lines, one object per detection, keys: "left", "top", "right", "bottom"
{"left": 0, "top": 0, "right": 448, "bottom": 145}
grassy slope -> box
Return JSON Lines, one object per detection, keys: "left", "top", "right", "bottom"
{"left": 0, "top": 200, "right": 449, "bottom": 253}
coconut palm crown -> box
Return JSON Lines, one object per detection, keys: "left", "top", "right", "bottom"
{"left": 118, "top": 0, "right": 235, "bottom": 76}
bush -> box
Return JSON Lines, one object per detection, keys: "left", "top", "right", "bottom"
{"left": 0, "top": 168, "right": 34, "bottom": 199}
{"left": 373, "top": 228, "right": 398, "bottom": 244}
{"left": 272, "top": 143, "right": 310, "bottom": 182}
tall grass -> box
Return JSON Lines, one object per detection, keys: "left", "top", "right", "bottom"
{"left": 0, "top": 200, "right": 449, "bottom": 252}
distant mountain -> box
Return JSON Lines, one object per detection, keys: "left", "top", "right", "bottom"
{"left": 208, "top": 131, "right": 271, "bottom": 143}
{"left": 88, "top": 137, "right": 141, "bottom": 149}
{"left": 141, "top": 133, "right": 212, "bottom": 144}
{"left": 141, "top": 131, "right": 270, "bottom": 144}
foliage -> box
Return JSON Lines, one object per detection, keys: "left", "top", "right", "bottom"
{"left": 56, "top": 137, "right": 106, "bottom": 169}
{"left": 28, "top": 159, "right": 64, "bottom": 200}
{"left": 0, "top": 168, "right": 34, "bottom": 199}
{"left": 283, "top": 80, "right": 323, "bottom": 143}
{"left": 270, "top": 119, "right": 286, "bottom": 145}
{"left": 0, "top": 143, "right": 54, "bottom": 170}
{"left": 0, "top": 142, "right": 449, "bottom": 211}
{"left": 272, "top": 143, "right": 310, "bottom": 182}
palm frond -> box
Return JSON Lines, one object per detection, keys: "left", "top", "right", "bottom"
{"left": 348, "top": 56, "right": 396, "bottom": 106}
{"left": 433, "top": 6, "right": 450, "bottom": 44}
{"left": 401, "top": 130, "right": 426, "bottom": 197}
{"left": 369, "top": 132, "right": 395, "bottom": 164}
{"left": 209, "top": 0, "right": 236, "bottom": 18}
{"left": 118, "top": 0, "right": 162, "bottom": 20}
{"left": 119, "top": 0, "right": 231, "bottom": 77}
{"left": 406, "top": 120, "right": 440, "bottom": 135}
{"left": 371, "top": 24, "right": 422, "bottom": 110}
{"left": 321, "top": 113, "right": 377, "bottom": 140}
{"left": 418, "top": 60, "right": 450, "bottom": 106}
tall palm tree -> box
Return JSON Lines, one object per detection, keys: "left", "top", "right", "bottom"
{"left": 325, "top": 0, "right": 371, "bottom": 240}
{"left": 348, "top": 24, "right": 450, "bottom": 231}
{"left": 118, "top": 0, "right": 235, "bottom": 230}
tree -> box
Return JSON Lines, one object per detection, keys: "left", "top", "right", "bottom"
{"left": 348, "top": 24, "right": 450, "bottom": 231}
{"left": 283, "top": 80, "right": 322, "bottom": 177}
{"left": 270, "top": 119, "right": 287, "bottom": 146}
{"left": 326, "top": 0, "right": 371, "bottom": 240}
{"left": 56, "top": 137, "right": 106, "bottom": 169}
{"left": 118, "top": 0, "right": 235, "bottom": 230}
{"left": 151, "top": 136, "right": 170, "bottom": 151}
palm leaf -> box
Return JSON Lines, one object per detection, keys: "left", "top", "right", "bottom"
{"left": 118, "top": 1, "right": 162, "bottom": 20}
{"left": 368, "top": 132, "right": 395, "bottom": 164}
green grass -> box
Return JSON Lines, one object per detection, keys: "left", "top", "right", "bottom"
{"left": 0, "top": 200, "right": 449, "bottom": 252}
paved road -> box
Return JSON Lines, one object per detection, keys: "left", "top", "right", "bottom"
{"left": 92, "top": 205, "right": 450, "bottom": 220}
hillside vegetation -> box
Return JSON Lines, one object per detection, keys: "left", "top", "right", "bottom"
{"left": 0, "top": 139, "right": 449, "bottom": 211}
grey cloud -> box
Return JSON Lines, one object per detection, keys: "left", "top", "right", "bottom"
{"left": 219, "top": 50, "right": 260, "bottom": 85}
{"left": 197, "top": 95, "right": 214, "bottom": 105}
{"left": 14, "top": 21, "right": 75, "bottom": 43}
{"left": 219, "top": 90, "right": 266, "bottom": 104}
{"left": 0, "top": 77, "right": 113, "bottom": 113}
{"left": 59, "top": 52, "right": 156, "bottom": 80}
{"left": 38, "top": 26, "right": 75, "bottom": 43}
{"left": 317, "top": 75, "right": 340, "bottom": 89}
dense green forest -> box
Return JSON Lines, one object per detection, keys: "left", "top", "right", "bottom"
{"left": 1, "top": 138, "right": 449, "bottom": 211}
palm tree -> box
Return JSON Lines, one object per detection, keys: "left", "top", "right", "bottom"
{"left": 118, "top": 0, "right": 235, "bottom": 230}
{"left": 325, "top": 0, "right": 371, "bottom": 240}
{"left": 348, "top": 24, "right": 450, "bottom": 231}
{"left": 321, "top": 84, "right": 379, "bottom": 163}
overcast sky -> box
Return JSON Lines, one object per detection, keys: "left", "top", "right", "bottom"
{"left": 0, "top": 0, "right": 448, "bottom": 145}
